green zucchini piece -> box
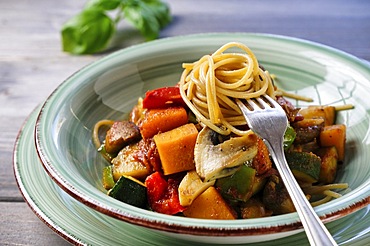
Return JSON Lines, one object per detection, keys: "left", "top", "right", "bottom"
{"left": 102, "top": 165, "right": 115, "bottom": 190}
{"left": 108, "top": 175, "right": 147, "bottom": 208}
{"left": 215, "top": 165, "right": 256, "bottom": 202}
{"left": 285, "top": 151, "right": 321, "bottom": 183}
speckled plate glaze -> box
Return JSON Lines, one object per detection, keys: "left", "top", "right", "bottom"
{"left": 34, "top": 33, "right": 370, "bottom": 243}
{"left": 14, "top": 106, "right": 370, "bottom": 245}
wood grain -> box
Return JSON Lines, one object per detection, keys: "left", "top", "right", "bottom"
{"left": 0, "top": 203, "right": 69, "bottom": 245}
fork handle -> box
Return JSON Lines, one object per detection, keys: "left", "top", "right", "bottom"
{"left": 266, "top": 139, "right": 338, "bottom": 246}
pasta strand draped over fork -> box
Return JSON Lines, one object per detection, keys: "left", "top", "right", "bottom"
{"left": 179, "top": 42, "right": 275, "bottom": 136}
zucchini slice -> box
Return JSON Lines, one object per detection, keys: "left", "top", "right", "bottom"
{"left": 108, "top": 175, "right": 147, "bottom": 208}
{"left": 285, "top": 151, "right": 321, "bottom": 183}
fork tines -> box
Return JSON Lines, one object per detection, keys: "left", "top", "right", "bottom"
{"left": 240, "top": 94, "right": 277, "bottom": 111}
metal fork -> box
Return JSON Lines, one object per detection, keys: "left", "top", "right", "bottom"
{"left": 236, "top": 95, "right": 337, "bottom": 246}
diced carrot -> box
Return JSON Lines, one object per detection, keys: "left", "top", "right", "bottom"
{"left": 319, "top": 124, "right": 346, "bottom": 161}
{"left": 183, "top": 186, "right": 236, "bottom": 220}
{"left": 153, "top": 123, "right": 198, "bottom": 175}
{"left": 139, "top": 107, "right": 188, "bottom": 139}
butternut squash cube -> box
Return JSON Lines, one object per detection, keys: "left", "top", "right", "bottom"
{"left": 299, "top": 106, "right": 336, "bottom": 126}
{"left": 154, "top": 123, "right": 198, "bottom": 175}
{"left": 183, "top": 186, "right": 236, "bottom": 219}
{"left": 319, "top": 124, "right": 346, "bottom": 161}
{"left": 316, "top": 146, "right": 338, "bottom": 184}
{"left": 139, "top": 107, "right": 188, "bottom": 139}
{"left": 252, "top": 137, "right": 272, "bottom": 175}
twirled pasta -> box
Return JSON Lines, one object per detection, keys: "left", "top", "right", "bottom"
{"left": 179, "top": 42, "right": 275, "bottom": 136}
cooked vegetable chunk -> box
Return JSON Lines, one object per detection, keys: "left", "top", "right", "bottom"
{"left": 183, "top": 186, "right": 236, "bottom": 219}
{"left": 283, "top": 126, "right": 296, "bottom": 150}
{"left": 319, "top": 124, "right": 346, "bottom": 161}
{"left": 139, "top": 107, "right": 188, "bottom": 138}
{"left": 285, "top": 151, "right": 321, "bottom": 183}
{"left": 240, "top": 198, "right": 272, "bottom": 219}
{"left": 316, "top": 146, "right": 338, "bottom": 184}
{"left": 293, "top": 118, "right": 324, "bottom": 144}
{"left": 134, "top": 138, "right": 162, "bottom": 173}
{"left": 178, "top": 170, "right": 215, "bottom": 206}
{"left": 194, "top": 127, "right": 258, "bottom": 181}
{"left": 250, "top": 174, "right": 268, "bottom": 196}
{"left": 216, "top": 165, "right": 256, "bottom": 202}
{"left": 299, "top": 106, "right": 336, "bottom": 126}
{"left": 154, "top": 123, "right": 198, "bottom": 175}
{"left": 145, "top": 172, "right": 185, "bottom": 215}
{"left": 142, "top": 87, "right": 186, "bottom": 109}
{"left": 252, "top": 137, "right": 272, "bottom": 175}
{"left": 105, "top": 121, "right": 141, "bottom": 154}
{"left": 263, "top": 175, "right": 296, "bottom": 215}
{"left": 112, "top": 142, "right": 150, "bottom": 181}
{"left": 102, "top": 165, "right": 115, "bottom": 190}
{"left": 108, "top": 175, "right": 147, "bottom": 208}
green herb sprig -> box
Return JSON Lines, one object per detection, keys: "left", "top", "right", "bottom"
{"left": 61, "top": 0, "right": 172, "bottom": 55}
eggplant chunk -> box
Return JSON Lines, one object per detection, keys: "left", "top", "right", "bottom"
{"left": 293, "top": 119, "right": 324, "bottom": 144}
{"left": 105, "top": 121, "right": 141, "bottom": 154}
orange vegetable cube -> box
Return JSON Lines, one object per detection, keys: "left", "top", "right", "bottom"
{"left": 299, "top": 106, "right": 336, "bottom": 126}
{"left": 252, "top": 137, "right": 272, "bottom": 175}
{"left": 319, "top": 124, "right": 346, "bottom": 161}
{"left": 139, "top": 107, "right": 188, "bottom": 139}
{"left": 183, "top": 186, "right": 236, "bottom": 219}
{"left": 154, "top": 123, "right": 198, "bottom": 175}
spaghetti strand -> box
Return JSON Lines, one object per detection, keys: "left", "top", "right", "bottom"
{"left": 179, "top": 42, "right": 275, "bottom": 135}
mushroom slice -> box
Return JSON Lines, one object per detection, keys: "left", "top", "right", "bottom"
{"left": 195, "top": 127, "right": 258, "bottom": 181}
{"left": 178, "top": 170, "right": 215, "bottom": 207}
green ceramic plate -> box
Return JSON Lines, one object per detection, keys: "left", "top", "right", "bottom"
{"left": 14, "top": 106, "right": 370, "bottom": 245}
{"left": 34, "top": 33, "right": 370, "bottom": 243}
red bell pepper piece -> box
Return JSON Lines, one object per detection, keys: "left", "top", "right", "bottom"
{"left": 142, "top": 87, "right": 186, "bottom": 109}
{"left": 145, "top": 172, "right": 185, "bottom": 215}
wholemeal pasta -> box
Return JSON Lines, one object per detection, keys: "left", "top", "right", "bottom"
{"left": 179, "top": 42, "right": 275, "bottom": 136}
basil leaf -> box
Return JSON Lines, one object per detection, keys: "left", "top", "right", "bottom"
{"left": 123, "top": 0, "right": 171, "bottom": 40}
{"left": 61, "top": 8, "right": 115, "bottom": 54}
{"left": 61, "top": 0, "right": 171, "bottom": 54}
{"left": 85, "top": 0, "right": 121, "bottom": 11}
{"left": 146, "top": 0, "right": 172, "bottom": 28}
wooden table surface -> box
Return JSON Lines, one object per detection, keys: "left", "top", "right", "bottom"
{"left": 1, "top": 0, "right": 370, "bottom": 245}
